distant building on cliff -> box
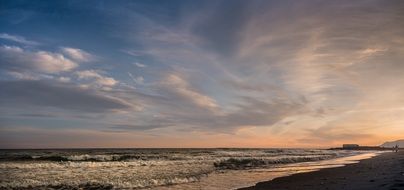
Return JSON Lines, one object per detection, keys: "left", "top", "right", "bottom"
{"left": 342, "top": 144, "right": 360, "bottom": 149}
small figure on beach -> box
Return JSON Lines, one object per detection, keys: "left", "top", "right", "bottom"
{"left": 394, "top": 144, "right": 399, "bottom": 152}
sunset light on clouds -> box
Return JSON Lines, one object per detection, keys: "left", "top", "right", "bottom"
{"left": 1, "top": 0, "right": 404, "bottom": 148}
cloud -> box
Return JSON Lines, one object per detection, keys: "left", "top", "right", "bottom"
{"left": 133, "top": 62, "right": 146, "bottom": 68}
{"left": 127, "top": 93, "right": 305, "bottom": 132}
{"left": 0, "top": 80, "right": 131, "bottom": 113}
{"left": 61, "top": 47, "right": 94, "bottom": 62}
{"left": 58, "top": 77, "right": 71, "bottom": 83}
{"left": 107, "top": 72, "right": 307, "bottom": 132}
{"left": 105, "top": 0, "right": 404, "bottom": 134}
{"left": 111, "top": 124, "right": 169, "bottom": 131}
{"left": 123, "top": 50, "right": 146, "bottom": 57}
{"left": 0, "top": 33, "right": 39, "bottom": 45}
{"left": 75, "top": 70, "right": 118, "bottom": 87}
{"left": 128, "top": 72, "right": 144, "bottom": 85}
{"left": 6, "top": 71, "right": 39, "bottom": 80}
{"left": 160, "top": 74, "right": 218, "bottom": 110}
{"left": 0, "top": 45, "right": 78, "bottom": 73}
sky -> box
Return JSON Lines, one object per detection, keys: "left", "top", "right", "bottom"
{"left": 0, "top": 0, "right": 404, "bottom": 148}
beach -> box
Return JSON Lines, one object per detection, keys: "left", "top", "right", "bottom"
{"left": 240, "top": 151, "right": 404, "bottom": 190}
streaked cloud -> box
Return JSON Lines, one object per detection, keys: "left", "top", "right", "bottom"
{"left": 133, "top": 62, "right": 146, "bottom": 68}
{"left": 75, "top": 70, "right": 118, "bottom": 87}
{"left": 0, "top": 33, "right": 39, "bottom": 45}
{"left": 58, "top": 77, "right": 71, "bottom": 83}
{"left": 128, "top": 72, "right": 144, "bottom": 85}
{"left": 61, "top": 47, "right": 94, "bottom": 62}
{"left": 161, "top": 74, "right": 218, "bottom": 110}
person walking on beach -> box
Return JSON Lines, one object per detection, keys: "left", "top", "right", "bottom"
{"left": 395, "top": 144, "right": 399, "bottom": 152}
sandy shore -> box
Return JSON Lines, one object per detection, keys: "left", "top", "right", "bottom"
{"left": 239, "top": 151, "right": 404, "bottom": 190}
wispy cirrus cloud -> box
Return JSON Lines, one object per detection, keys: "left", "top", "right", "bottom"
{"left": 61, "top": 47, "right": 95, "bottom": 62}
{"left": 160, "top": 74, "right": 218, "bottom": 110}
{"left": 0, "top": 33, "right": 39, "bottom": 46}
{"left": 133, "top": 62, "right": 146, "bottom": 68}
{"left": 128, "top": 72, "right": 144, "bottom": 85}
{"left": 75, "top": 70, "right": 118, "bottom": 87}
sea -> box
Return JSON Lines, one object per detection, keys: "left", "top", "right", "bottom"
{"left": 0, "top": 148, "right": 378, "bottom": 189}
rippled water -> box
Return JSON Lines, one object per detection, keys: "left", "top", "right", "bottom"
{"left": 0, "top": 149, "right": 376, "bottom": 189}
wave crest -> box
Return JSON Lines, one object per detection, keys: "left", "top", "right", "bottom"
{"left": 214, "top": 155, "right": 334, "bottom": 169}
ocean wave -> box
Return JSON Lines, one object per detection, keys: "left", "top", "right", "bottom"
{"left": 0, "top": 149, "right": 346, "bottom": 163}
{"left": 0, "top": 165, "right": 210, "bottom": 189}
{"left": 0, "top": 159, "right": 213, "bottom": 169}
{"left": 0, "top": 154, "right": 147, "bottom": 162}
{"left": 0, "top": 154, "right": 207, "bottom": 162}
{"left": 213, "top": 155, "right": 334, "bottom": 170}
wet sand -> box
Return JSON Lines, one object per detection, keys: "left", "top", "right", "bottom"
{"left": 239, "top": 151, "right": 404, "bottom": 190}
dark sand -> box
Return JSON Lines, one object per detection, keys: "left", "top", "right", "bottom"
{"left": 240, "top": 151, "right": 404, "bottom": 190}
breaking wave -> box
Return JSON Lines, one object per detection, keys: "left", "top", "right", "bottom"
{"left": 214, "top": 155, "right": 334, "bottom": 170}
{"left": 1, "top": 154, "right": 163, "bottom": 162}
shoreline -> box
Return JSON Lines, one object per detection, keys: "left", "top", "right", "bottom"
{"left": 239, "top": 151, "right": 404, "bottom": 190}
